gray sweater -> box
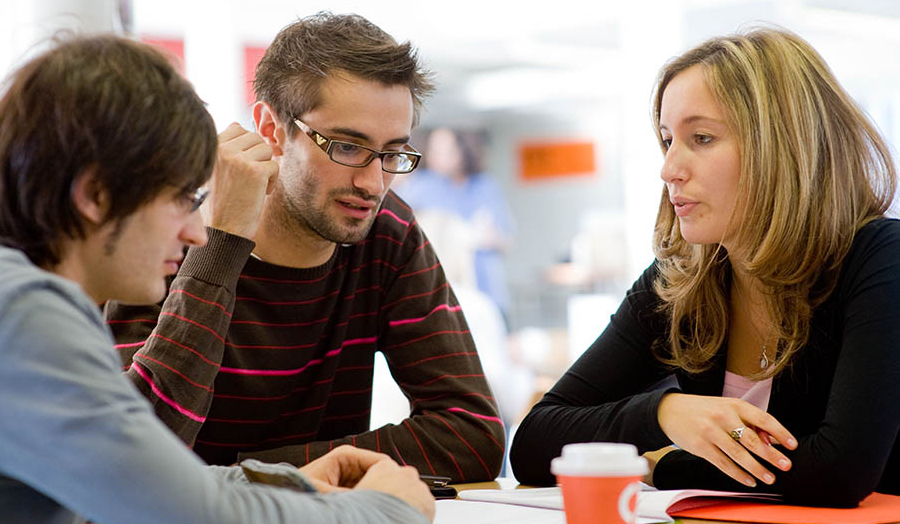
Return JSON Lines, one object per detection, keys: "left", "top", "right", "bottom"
{"left": 0, "top": 247, "right": 428, "bottom": 524}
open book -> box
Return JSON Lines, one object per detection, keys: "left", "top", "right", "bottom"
{"left": 458, "top": 485, "right": 781, "bottom": 524}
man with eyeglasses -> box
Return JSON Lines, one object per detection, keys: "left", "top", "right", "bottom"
{"left": 106, "top": 12, "right": 504, "bottom": 483}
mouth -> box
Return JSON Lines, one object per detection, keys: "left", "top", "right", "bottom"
{"left": 670, "top": 196, "right": 699, "bottom": 217}
{"left": 338, "top": 199, "right": 374, "bottom": 211}
{"left": 164, "top": 257, "right": 183, "bottom": 274}
{"left": 336, "top": 196, "right": 378, "bottom": 219}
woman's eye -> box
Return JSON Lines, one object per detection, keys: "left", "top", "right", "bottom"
{"left": 695, "top": 134, "right": 712, "bottom": 145}
{"left": 661, "top": 138, "right": 672, "bottom": 149}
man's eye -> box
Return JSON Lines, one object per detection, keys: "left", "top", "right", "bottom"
{"left": 336, "top": 143, "right": 361, "bottom": 154}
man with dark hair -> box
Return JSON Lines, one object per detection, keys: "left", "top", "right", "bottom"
{"left": 0, "top": 34, "right": 433, "bottom": 524}
{"left": 106, "top": 12, "right": 504, "bottom": 482}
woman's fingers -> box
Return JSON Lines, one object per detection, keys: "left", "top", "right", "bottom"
{"left": 700, "top": 440, "right": 758, "bottom": 487}
{"left": 739, "top": 426, "right": 793, "bottom": 473}
{"left": 719, "top": 426, "right": 777, "bottom": 485}
{"left": 658, "top": 393, "right": 798, "bottom": 487}
{"left": 741, "top": 408, "right": 798, "bottom": 450}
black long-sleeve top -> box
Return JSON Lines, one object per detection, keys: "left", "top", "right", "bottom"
{"left": 511, "top": 218, "right": 900, "bottom": 507}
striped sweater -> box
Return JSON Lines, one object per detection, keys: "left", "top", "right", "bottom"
{"left": 105, "top": 191, "right": 504, "bottom": 482}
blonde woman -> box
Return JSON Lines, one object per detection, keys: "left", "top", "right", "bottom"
{"left": 510, "top": 27, "right": 899, "bottom": 507}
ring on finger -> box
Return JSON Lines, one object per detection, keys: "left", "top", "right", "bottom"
{"left": 729, "top": 426, "right": 746, "bottom": 442}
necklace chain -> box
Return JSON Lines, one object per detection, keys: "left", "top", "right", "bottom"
{"left": 732, "top": 283, "right": 772, "bottom": 369}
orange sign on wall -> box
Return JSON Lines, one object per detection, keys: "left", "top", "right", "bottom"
{"left": 140, "top": 36, "right": 185, "bottom": 75}
{"left": 243, "top": 45, "right": 268, "bottom": 107}
{"left": 518, "top": 140, "right": 597, "bottom": 181}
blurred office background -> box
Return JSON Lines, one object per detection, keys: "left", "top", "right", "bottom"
{"left": 4, "top": 0, "right": 900, "bottom": 427}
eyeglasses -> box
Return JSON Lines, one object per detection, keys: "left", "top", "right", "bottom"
{"left": 182, "top": 186, "right": 209, "bottom": 213}
{"left": 292, "top": 118, "right": 421, "bottom": 174}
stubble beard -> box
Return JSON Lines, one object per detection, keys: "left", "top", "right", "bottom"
{"left": 280, "top": 174, "right": 381, "bottom": 246}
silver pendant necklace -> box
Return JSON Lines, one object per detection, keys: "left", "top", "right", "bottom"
{"left": 759, "top": 344, "right": 770, "bottom": 369}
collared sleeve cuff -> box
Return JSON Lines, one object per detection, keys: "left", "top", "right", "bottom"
{"left": 238, "top": 459, "right": 318, "bottom": 493}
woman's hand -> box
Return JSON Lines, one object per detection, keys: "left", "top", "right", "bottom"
{"left": 657, "top": 393, "right": 798, "bottom": 487}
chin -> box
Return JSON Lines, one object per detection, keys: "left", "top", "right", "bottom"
{"left": 118, "top": 285, "right": 166, "bottom": 306}
{"left": 678, "top": 223, "right": 722, "bottom": 246}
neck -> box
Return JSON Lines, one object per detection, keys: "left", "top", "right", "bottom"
{"left": 728, "top": 262, "right": 775, "bottom": 372}
{"left": 47, "top": 239, "right": 105, "bottom": 304}
{"left": 252, "top": 198, "right": 336, "bottom": 269}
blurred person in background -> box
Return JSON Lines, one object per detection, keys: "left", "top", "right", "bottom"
{"left": 105, "top": 12, "right": 503, "bottom": 483}
{"left": 0, "top": 33, "right": 432, "bottom": 524}
{"left": 397, "top": 127, "right": 515, "bottom": 324}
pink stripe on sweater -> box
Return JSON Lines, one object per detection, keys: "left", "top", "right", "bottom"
{"left": 426, "top": 413, "right": 490, "bottom": 480}
{"left": 134, "top": 354, "right": 214, "bottom": 393}
{"left": 219, "top": 349, "right": 340, "bottom": 376}
{"left": 218, "top": 336, "right": 375, "bottom": 375}
{"left": 403, "top": 420, "right": 436, "bottom": 475}
{"left": 114, "top": 341, "right": 145, "bottom": 349}
{"left": 169, "top": 289, "right": 232, "bottom": 317}
{"left": 378, "top": 208, "right": 410, "bottom": 227}
{"left": 151, "top": 333, "right": 219, "bottom": 367}
{"left": 447, "top": 407, "right": 504, "bottom": 425}
{"left": 131, "top": 363, "right": 206, "bottom": 423}
{"left": 160, "top": 312, "right": 224, "bottom": 342}
{"left": 386, "top": 191, "right": 412, "bottom": 213}
{"left": 389, "top": 304, "right": 461, "bottom": 327}
{"left": 400, "top": 262, "right": 441, "bottom": 279}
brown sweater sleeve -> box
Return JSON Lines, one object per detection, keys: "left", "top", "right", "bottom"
{"left": 105, "top": 228, "right": 254, "bottom": 444}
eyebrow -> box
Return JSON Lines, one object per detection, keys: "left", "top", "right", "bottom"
{"left": 328, "top": 126, "right": 410, "bottom": 147}
{"left": 659, "top": 115, "right": 727, "bottom": 131}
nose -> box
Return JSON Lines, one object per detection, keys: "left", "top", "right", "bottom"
{"left": 180, "top": 209, "right": 208, "bottom": 248}
{"left": 660, "top": 142, "right": 688, "bottom": 185}
{"left": 351, "top": 156, "right": 392, "bottom": 197}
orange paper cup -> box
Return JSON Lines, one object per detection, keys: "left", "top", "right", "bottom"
{"left": 551, "top": 443, "right": 647, "bottom": 524}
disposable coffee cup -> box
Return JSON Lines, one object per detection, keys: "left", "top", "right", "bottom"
{"left": 550, "top": 443, "right": 648, "bottom": 524}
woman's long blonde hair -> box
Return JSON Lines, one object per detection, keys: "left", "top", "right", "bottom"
{"left": 651, "top": 27, "right": 896, "bottom": 376}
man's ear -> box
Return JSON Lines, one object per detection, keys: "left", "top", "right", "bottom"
{"left": 253, "top": 101, "right": 285, "bottom": 157}
{"left": 71, "top": 167, "right": 109, "bottom": 225}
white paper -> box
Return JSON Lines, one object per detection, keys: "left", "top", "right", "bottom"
{"left": 457, "top": 486, "right": 781, "bottom": 524}
{"left": 435, "top": 500, "right": 565, "bottom": 524}
{"left": 435, "top": 499, "right": 667, "bottom": 524}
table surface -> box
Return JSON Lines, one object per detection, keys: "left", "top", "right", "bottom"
{"left": 448, "top": 480, "right": 756, "bottom": 524}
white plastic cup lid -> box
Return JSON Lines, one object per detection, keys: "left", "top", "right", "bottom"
{"left": 550, "top": 442, "right": 648, "bottom": 477}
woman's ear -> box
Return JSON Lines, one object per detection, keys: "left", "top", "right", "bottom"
{"left": 253, "top": 101, "right": 285, "bottom": 157}
{"left": 71, "top": 167, "right": 109, "bottom": 225}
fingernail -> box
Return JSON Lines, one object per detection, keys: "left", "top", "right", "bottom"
{"left": 787, "top": 438, "right": 798, "bottom": 448}
{"left": 744, "top": 478, "right": 757, "bottom": 487}
{"left": 764, "top": 473, "right": 775, "bottom": 484}
{"left": 779, "top": 458, "right": 791, "bottom": 470}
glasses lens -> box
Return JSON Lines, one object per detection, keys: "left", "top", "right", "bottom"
{"left": 189, "top": 187, "right": 209, "bottom": 212}
{"left": 330, "top": 142, "right": 375, "bottom": 167}
{"left": 383, "top": 153, "right": 417, "bottom": 174}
